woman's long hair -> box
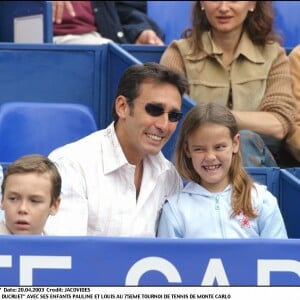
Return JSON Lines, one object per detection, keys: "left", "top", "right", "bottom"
{"left": 184, "top": 1, "right": 282, "bottom": 55}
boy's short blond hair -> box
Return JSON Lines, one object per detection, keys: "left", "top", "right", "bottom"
{"left": 1, "top": 154, "right": 61, "bottom": 205}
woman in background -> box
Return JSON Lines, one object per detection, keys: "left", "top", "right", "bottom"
{"left": 160, "top": 1, "right": 296, "bottom": 167}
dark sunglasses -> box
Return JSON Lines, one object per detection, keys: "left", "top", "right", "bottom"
{"left": 145, "top": 103, "right": 183, "bottom": 122}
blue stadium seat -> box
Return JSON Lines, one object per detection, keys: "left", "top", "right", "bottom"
{"left": 147, "top": 1, "right": 193, "bottom": 44}
{"left": 279, "top": 169, "right": 300, "bottom": 238}
{"left": 274, "top": 1, "right": 300, "bottom": 49}
{"left": 245, "top": 167, "right": 280, "bottom": 201}
{"left": 0, "top": 42, "right": 140, "bottom": 130}
{"left": 0, "top": 102, "right": 98, "bottom": 162}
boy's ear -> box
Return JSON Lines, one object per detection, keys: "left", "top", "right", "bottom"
{"left": 50, "top": 197, "right": 61, "bottom": 216}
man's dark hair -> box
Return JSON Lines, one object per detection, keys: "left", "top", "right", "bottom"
{"left": 112, "top": 62, "right": 188, "bottom": 121}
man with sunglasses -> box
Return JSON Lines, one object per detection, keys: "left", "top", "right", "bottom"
{"left": 45, "top": 63, "right": 188, "bottom": 236}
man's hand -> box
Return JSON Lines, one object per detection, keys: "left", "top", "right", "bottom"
{"left": 52, "top": 1, "right": 76, "bottom": 24}
{"left": 135, "top": 30, "right": 164, "bottom": 45}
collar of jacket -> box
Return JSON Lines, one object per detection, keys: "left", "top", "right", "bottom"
{"left": 185, "top": 31, "right": 266, "bottom": 64}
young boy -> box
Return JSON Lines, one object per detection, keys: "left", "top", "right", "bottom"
{"left": 0, "top": 154, "right": 61, "bottom": 235}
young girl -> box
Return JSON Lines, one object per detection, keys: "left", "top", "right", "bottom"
{"left": 157, "top": 102, "right": 288, "bottom": 238}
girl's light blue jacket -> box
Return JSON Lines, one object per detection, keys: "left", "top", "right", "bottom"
{"left": 157, "top": 182, "right": 288, "bottom": 239}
